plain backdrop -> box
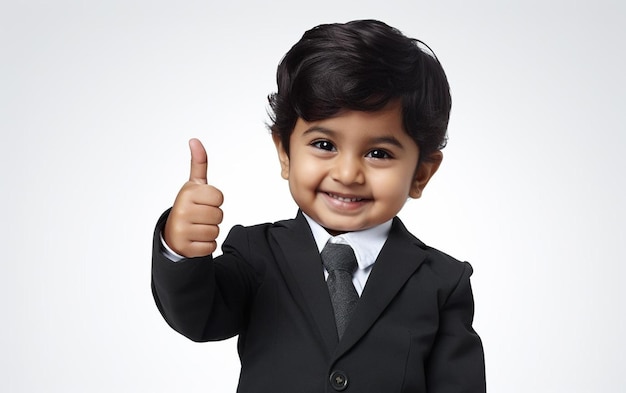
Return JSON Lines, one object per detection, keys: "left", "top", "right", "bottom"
{"left": 2, "top": 1, "right": 625, "bottom": 391}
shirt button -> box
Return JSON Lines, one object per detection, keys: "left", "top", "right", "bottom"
{"left": 329, "top": 370, "right": 349, "bottom": 391}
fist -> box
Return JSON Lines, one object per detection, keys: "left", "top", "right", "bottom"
{"left": 164, "top": 138, "right": 224, "bottom": 257}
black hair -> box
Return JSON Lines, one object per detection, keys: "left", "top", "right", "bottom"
{"left": 267, "top": 19, "right": 451, "bottom": 163}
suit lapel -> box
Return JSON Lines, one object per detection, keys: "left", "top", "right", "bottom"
{"left": 271, "top": 212, "right": 339, "bottom": 355}
{"left": 333, "top": 217, "right": 428, "bottom": 358}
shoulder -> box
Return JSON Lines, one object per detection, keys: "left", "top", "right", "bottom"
{"left": 225, "top": 210, "right": 310, "bottom": 239}
{"left": 224, "top": 215, "right": 302, "bottom": 239}
{"left": 420, "top": 244, "right": 473, "bottom": 294}
{"left": 391, "top": 216, "right": 473, "bottom": 283}
{"left": 221, "top": 213, "right": 308, "bottom": 251}
{"left": 218, "top": 214, "right": 313, "bottom": 278}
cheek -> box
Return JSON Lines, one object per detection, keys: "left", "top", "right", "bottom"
{"left": 371, "top": 171, "right": 414, "bottom": 200}
{"left": 288, "top": 156, "right": 323, "bottom": 188}
{"left": 295, "top": 154, "right": 324, "bottom": 176}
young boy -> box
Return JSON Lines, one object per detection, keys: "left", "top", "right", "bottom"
{"left": 152, "top": 19, "right": 486, "bottom": 393}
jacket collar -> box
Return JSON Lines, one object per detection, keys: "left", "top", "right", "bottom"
{"left": 271, "top": 211, "right": 429, "bottom": 359}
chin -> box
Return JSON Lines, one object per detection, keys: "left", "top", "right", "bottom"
{"left": 322, "top": 221, "right": 367, "bottom": 235}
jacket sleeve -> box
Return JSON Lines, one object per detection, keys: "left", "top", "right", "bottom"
{"left": 151, "top": 209, "right": 260, "bottom": 342}
{"left": 426, "top": 262, "right": 486, "bottom": 393}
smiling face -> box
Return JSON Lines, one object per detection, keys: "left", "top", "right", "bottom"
{"left": 273, "top": 102, "right": 442, "bottom": 234}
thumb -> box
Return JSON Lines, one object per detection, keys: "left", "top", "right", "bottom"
{"left": 188, "top": 138, "right": 208, "bottom": 184}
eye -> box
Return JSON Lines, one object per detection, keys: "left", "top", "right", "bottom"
{"left": 311, "top": 140, "right": 336, "bottom": 151}
{"left": 366, "top": 149, "right": 392, "bottom": 159}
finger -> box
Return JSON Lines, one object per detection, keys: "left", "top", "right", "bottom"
{"left": 181, "top": 202, "right": 223, "bottom": 225}
{"left": 188, "top": 240, "right": 217, "bottom": 257}
{"left": 188, "top": 206, "right": 223, "bottom": 226}
{"left": 189, "top": 185, "right": 224, "bottom": 208}
{"left": 188, "top": 224, "right": 220, "bottom": 242}
{"left": 189, "top": 138, "right": 208, "bottom": 184}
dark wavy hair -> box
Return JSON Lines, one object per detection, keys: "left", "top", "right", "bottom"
{"left": 267, "top": 19, "right": 451, "bottom": 163}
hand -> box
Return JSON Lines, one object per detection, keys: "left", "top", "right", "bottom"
{"left": 163, "top": 138, "right": 224, "bottom": 257}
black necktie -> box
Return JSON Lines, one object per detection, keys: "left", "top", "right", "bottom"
{"left": 321, "top": 242, "right": 359, "bottom": 340}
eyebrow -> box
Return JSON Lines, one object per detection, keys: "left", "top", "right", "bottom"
{"left": 302, "top": 126, "right": 405, "bottom": 150}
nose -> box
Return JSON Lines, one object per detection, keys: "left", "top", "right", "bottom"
{"left": 330, "top": 154, "right": 365, "bottom": 185}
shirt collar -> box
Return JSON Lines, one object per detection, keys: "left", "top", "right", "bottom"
{"left": 303, "top": 213, "right": 392, "bottom": 271}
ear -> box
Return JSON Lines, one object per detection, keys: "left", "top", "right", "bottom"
{"left": 409, "top": 151, "right": 443, "bottom": 199}
{"left": 272, "top": 133, "right": 290, "bottom": 180}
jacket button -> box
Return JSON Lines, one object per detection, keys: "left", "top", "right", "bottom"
{"left": 329, "top": 370, "right": 349, "bottom": 391}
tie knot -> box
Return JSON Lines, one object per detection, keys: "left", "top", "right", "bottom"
{"left": 321, "top": 242, "right": 358, "bottom": 273}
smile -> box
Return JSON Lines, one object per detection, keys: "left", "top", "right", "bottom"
{"left": 326, "top": 193, "right": 364, "bottom": 202}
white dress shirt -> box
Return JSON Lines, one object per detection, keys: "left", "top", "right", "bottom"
{"left": 302, "top": 214, "right": 391, "bottom": 296}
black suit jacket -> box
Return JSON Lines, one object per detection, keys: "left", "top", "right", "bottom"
{"left": 152, "top": 210, "right": 486, "bottom": 392}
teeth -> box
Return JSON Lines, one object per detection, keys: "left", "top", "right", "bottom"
{"left": 328, "top": 193, "right": 362, "bottom": 202}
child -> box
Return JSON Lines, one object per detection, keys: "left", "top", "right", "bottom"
{"left": 152, "top": 19, "right": 486, "bottom": 393}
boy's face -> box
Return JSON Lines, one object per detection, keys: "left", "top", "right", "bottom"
{"left": 273, "top": 102, "right": 442, "bottom": 235}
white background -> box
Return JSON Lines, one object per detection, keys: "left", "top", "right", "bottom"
{"left": 2, "top": 1, "right": 625, "bottom": 391}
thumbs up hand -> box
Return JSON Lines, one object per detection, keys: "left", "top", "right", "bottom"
{"left": 164, "top": 138, "right": 224, "bottom": 257}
